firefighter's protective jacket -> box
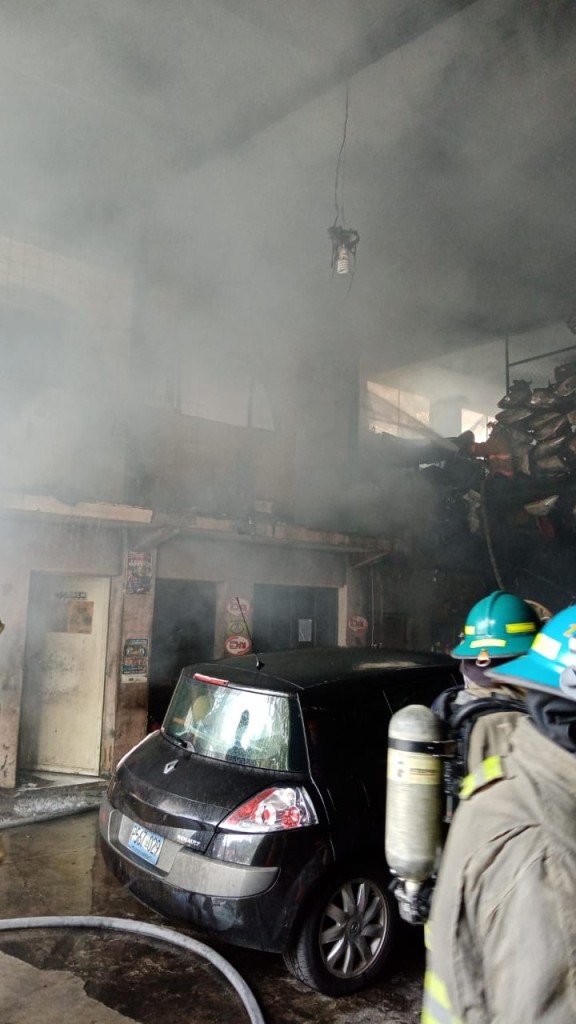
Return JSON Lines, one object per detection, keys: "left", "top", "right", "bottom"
{"left": 468, "top": 427, "right": 514, "bottom": 478}
{"left": 446, "top": 680, "right": 526, "bottom": 772}
{"left": 466, "top": 705, "right": 524, "bottom": 772}
{"left": 422, "top": 716, "right": 576, "bottom": 1024}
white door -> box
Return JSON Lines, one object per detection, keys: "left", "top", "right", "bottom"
{"left": 20, "top": 574, "right": 110, "bottom": 775}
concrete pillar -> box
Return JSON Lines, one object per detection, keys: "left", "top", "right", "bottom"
{"left": 0, "top": 568, "right": 30, "bottom": 787}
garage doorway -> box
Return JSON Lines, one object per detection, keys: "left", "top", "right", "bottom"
{"left": 19, "top": 573, "right": 111, "bottom": 775}
{"left": 149, "top": 580, "right": 217, "bottom": 724}
{"left": 252, "top": 584, "right": 338, "bottom": 651}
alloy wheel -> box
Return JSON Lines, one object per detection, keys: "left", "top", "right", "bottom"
{"left": 318, "top": 877, "right": 389, "bottom": 979}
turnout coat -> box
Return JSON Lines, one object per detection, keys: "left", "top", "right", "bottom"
{"left": 422, "top": 717, "right": 576, "bottom": 1024}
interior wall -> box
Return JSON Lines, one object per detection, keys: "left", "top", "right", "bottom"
{"left": 156, "top": 535, "right": 347, "bottom": 587}
{"left": 0, "top": 234, "right": 134, "bottom": 505}
{"left": 156, "top": 535, "right": 369, "bottom": 661}
{"left": 0, "top": 517, "right": 145, "bottom": 786}
{"left": 126, "top": 407, "right": 295, "bottom": 516}
{"left": 363, "top": 322, "right": 576, "bottom": 443}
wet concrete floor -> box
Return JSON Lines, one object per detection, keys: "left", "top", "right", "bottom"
{"left": 0, "top": 811, "right": 425, "bottom": 1023}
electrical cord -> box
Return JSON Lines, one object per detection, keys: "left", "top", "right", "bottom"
{"left": 0, "top": 915, "right": 265, "bottom": 1024}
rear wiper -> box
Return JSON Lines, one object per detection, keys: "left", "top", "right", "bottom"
{"left": 165, "top": 731, "right": 195, "bottom": 752}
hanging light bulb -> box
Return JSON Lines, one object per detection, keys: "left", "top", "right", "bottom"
{"left": 327, "top": 86, "right": 359, "bottom": 280}
{"left": 336, "top": 244, "right": 350, "bottom": 275}
{"left": 328, "top": 226, "right": 359, "bottom": 277}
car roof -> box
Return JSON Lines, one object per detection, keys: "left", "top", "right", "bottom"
{"left": 183, "top": 647, "right": 457, "bottom": 700}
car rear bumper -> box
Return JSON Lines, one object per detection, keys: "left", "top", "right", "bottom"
{"left": 99, "top": 797, "right": 330, "bottom": 952}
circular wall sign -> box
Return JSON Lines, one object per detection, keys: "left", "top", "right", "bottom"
{"left": 224, "top": 634, "right": 252, "bottom": 655}
{"left": 226, "top": 597, "right": 251, "bottom": 617}
{"left": 348, "top": 615, "right": 369, "bottom": 634}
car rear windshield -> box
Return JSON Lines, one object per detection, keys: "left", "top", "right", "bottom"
{"left": 163, "top": 671, "right": 306, "bottom": 772}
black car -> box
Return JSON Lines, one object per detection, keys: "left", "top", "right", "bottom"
{"left": 100, "top": 647, "right": 460, "bottom": 995}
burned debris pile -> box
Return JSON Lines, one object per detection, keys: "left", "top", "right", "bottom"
{"left": 433, "top": 359, "right": 576, "bottom": 560}
{"left": 496, "top": 359, "right": 576, "bottom": 482}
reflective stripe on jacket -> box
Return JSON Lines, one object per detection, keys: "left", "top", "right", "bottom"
{"left": 422, "top": 969, "right": 463, "bottom": 1024}
{"left": 459, "top": 754, "right": 504, "bottom": 799}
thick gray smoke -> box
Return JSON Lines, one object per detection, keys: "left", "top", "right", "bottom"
{"left": 0, "top": 0, "right": 575, "bottom": 533}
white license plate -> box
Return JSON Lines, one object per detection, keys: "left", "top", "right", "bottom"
{"left": 127, "top": 823, "right": 164, "bottom": 865}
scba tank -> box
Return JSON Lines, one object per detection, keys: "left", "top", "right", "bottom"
{"left": 385, "top": 704, "right": 444, "bottom": 885}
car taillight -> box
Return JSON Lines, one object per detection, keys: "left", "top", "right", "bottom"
{"left": 222, "top": 786, "right": 318, "bottom": 833}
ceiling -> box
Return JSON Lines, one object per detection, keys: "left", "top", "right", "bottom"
{"left": 1, "top": 0, "right": 576, "bottom": 379}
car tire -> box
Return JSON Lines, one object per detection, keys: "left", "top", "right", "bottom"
{"left": 282, "top": 862, "right": 399, "bottom": 996}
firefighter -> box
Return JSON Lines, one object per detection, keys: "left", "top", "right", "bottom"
{"left": 422, "top": 605, "right": 576, "bottom": 1024}
{"left": 464, "top": 421, "right": 515, "bottom": 479}
{"left": 386, "top": 592, "right": 541, "bottom": 924}
{"left": 434, "top": 590, "right": 541, "bottom": 774}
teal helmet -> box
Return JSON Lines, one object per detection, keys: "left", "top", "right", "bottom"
{"left": 452, "top": 591, "right": 541, "bottom": 663}
{"left": 489, "top": 605, "right": 576, "bottom": 697}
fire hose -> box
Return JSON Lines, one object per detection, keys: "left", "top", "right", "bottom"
{"left": 479, "top": 471, "right": 505, "bottom": 590}
{"left": 0, "top": 915, "right": 265, "bottom": 1024}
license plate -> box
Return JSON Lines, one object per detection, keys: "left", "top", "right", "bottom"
{"left": 127, "top": 823, "right": 164, "bottom": 865}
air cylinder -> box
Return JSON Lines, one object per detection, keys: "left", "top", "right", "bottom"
{"left": 385, "top": 704, "right": 444, "bottom": 885}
